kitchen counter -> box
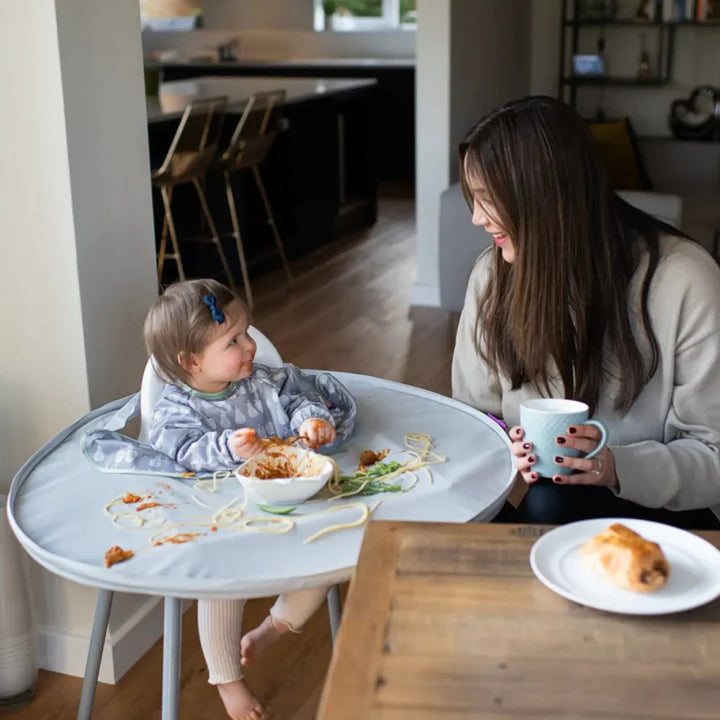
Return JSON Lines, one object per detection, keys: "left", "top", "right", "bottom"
{"left": 154, "top": 60, "right": 415, "bottom": 181}
{"left": 152, "top": 57, "right": 415, "bottom": 69}
{"left": 147, "top": 75, "right": 377, "bottom": 123}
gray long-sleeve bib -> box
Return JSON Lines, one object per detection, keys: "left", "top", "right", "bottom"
{"left": 83, "top": 364, "right": 357, "bottom": 476}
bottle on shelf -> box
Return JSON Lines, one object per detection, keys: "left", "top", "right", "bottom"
{"left": 597, "top": 36, "right": 608, "bottom": 76}
{"left": 637, "top": 35, "right": 652, "bottom": 79}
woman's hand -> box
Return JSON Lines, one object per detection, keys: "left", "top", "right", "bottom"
{"left": 508, "top": 424, "right": 619, "bottom": 488}
{"left": 552, "top": 424, "right": 618, "bottom": 488}
{"left": 508, "top": 426, "right": 541, "bottom": 485}
{"left": 298, "top": 418, "right": 336, "bottom": 450}
{"left": 230, "top": 428, "right": 264, "bottom": 460}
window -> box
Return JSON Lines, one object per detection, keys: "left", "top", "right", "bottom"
{"left": 314, "top": 0, "right": 417, "bottom": 31}
{"left": 140, "top": 0, "right": 204, "bottom": 31}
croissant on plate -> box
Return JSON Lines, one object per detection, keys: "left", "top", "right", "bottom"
{"left": 581, "top": 523, "right": 670, "bottom": 593}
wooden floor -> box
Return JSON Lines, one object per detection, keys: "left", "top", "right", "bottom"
{"left": 7, "top": 194, "right": 459, "bottom": 720}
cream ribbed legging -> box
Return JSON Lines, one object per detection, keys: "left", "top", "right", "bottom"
{"left": 197, "top": 586, "right": 329, "bottom": 684}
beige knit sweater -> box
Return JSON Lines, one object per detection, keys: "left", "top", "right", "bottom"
{"left": 452, "top": 236, "right": 720, "bottom": 516}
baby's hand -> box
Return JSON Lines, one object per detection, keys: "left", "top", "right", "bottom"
{"left": 298, "top": 418, "right": 336, "bottom": 450}
{"left": 230, "top": 428, "right": 264, "bottom": 460}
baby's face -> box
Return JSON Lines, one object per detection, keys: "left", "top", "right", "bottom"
{"left": 188, "top": 300, "right": 257, "bottom": 393}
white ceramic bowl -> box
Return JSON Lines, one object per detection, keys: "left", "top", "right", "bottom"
{"left": 235, "top": 445, "right": 333, "bottom": 506}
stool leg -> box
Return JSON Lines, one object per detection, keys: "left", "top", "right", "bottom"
{"left": 327, "top": 584, "right": 342, "bottom": 646}
{"left": 192, "top": 178, "right": 235, "bottom": 291}
{"left": 224, "top": 171, "right": 254, "bottom": 310}
{"left": 162, "top": 597, "right": 183, "bottom": 720}
{"left": 252, "top": 166, "right": 293, "bottom": 287}
{"left": 156, "top": 187, "right": 174, "bottom": 285}
{"left": 76, "top": 589, "right": 114, "bottom": 720}
{"left": 160, "top": 186, "right": 185, "bottom": 281}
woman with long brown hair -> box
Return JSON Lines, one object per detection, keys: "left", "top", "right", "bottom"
{"left": 453, "top": 96, "right": 720, "bottom": 527}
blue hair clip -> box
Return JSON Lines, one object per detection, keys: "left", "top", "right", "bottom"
{"left": 202, "top": 294, "right": 225, "bottom": 324}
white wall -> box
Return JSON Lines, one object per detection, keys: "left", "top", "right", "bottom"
{"left": 1, "top": 0, "right": 160, "bottom": 683}
{"left": 449, "top": 0, "right": 530, "bottom": 182}
{"left": 530, "top": 0, "right": 562, "bottom": 96}
{"left": 204, "top": 0, "right": 313, "bottom": 30}
{"left": 413, "top": 0, "right": 451, "bottom": 307}
{"left": 412, "top": 0, "right": 529, "bottom": 306}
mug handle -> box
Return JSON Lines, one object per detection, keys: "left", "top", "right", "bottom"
{"left": 583, "top": 419, "right": 608, "bottom": 459}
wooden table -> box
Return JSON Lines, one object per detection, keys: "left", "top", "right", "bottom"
{"left": 318, "top": 521, "right": 720, "bottom": 720}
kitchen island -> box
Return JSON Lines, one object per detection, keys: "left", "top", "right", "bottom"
{"left": 156, "top": 58, "right": 415, "bottom": 181}
{"left": 147, "top": 75, "right": 379, "bottom": 283}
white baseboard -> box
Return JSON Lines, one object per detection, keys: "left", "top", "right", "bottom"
{"left": 38, "top": 597, "right": 193, "bottom": 684}
{"left": 410, "top": 282, "right": 441, "bottom": 307}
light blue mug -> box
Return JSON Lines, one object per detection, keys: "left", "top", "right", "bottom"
{"left": 519, "top": 399, "right": 608, "bottom": 478}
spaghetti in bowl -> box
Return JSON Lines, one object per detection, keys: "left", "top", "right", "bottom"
{"left": 236, "top": 445, "right": 333, "bottom": 505}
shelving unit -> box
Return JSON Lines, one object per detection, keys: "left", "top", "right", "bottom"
{"left": 559, "top": 0, "right": 720, "bottom": 109}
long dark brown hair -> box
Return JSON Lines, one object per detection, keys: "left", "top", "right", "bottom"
{"left": 459, "top": 96, "right": 679, "bottom": 415}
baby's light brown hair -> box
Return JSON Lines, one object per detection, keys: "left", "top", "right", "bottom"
{"left": 144, "top": 279, "right": 245, "bottom": 385}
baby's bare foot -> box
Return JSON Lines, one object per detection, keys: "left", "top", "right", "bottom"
{"left": 217, "top": 679, "right": 269, "bottom": 720}
{"left": 241, "top": 615, "right": 291, "bottom": 667}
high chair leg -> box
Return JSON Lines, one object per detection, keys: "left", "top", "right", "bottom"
{"left": 77, "top": 589, "right": 114, "bottom": 720}
{"left": 224, "top": 171, "right": 254, "bottom": 310}
{"left": 252, "top": 166, "right": 293, "bottom": 287}
{"left": 192, "top": 177, "right": 235, "bottom": 291}
{"left": 159, "top": 186, "right": 185, "bottom": 282}
{"left": 327, "top": 584, "right": 342, "bottom": 645}
{"left": 162, "top": 596, "right": 182, "bottom": 720}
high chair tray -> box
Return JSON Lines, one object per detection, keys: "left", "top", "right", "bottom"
{"left": 8, "top": 373, "right": 513, "bottom": 599}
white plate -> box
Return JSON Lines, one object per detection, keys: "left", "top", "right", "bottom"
{"left": 529, "top": 518, "right": 720, "bottom": 615}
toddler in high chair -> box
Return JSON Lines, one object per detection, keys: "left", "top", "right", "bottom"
{"left": 144, "top": 279, "right": 353, "bottom": 720}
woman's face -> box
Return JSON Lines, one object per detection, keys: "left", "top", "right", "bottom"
{"left": 465, "top": 162, "right": 516, "bottom": 264}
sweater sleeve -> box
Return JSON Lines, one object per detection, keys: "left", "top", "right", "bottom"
{"left": 612, "top": 242, "right": 720, "bottom": 511}
{"left": 451, "top": 250, "right": 504, "bottom": 419}
{"left": 271, "top": 364, "right": 335, "bottom": 435}
{"left": 149, "top": 396, "right": 240, "bottom": 472}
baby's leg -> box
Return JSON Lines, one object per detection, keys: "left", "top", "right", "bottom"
{"left": 241, "top": 585, "right": 329, "bottom": 667}
{"left": 197, "top": 599, "right": 268, "bottom": 720}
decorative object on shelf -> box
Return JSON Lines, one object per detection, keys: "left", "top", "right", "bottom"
{"left": 597, "top": 35, "right": 608, "bottom": 74}
{"left": 669, "top": 86, "right": 720, "bottom": 141}
{"left": 635, "top": 0, "right": 654, "bottom": 20}
{"left": 695, "top": 0, "right": 711, "bottom": 21}
{"left": 578, "top": 0, "right": 619, "bottom": 20}
{"left": 637, "top": 35, "right": 652, "bottom": 79}
{"left": 573, "top": 53, "right": 606, "bottom": 75}
{"left": 322, "top": 0, "right": 336, "bottom": 30}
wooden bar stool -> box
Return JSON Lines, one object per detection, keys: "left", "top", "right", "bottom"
{"left": 216, "top": 90, "right": 292, "bottom": 310}
{"left": 153, "top": 96, "right": 234, "bottom": 287}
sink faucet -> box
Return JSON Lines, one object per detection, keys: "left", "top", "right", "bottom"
{"left": 216, "top": 37, "right": 239, "bottom": 62}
